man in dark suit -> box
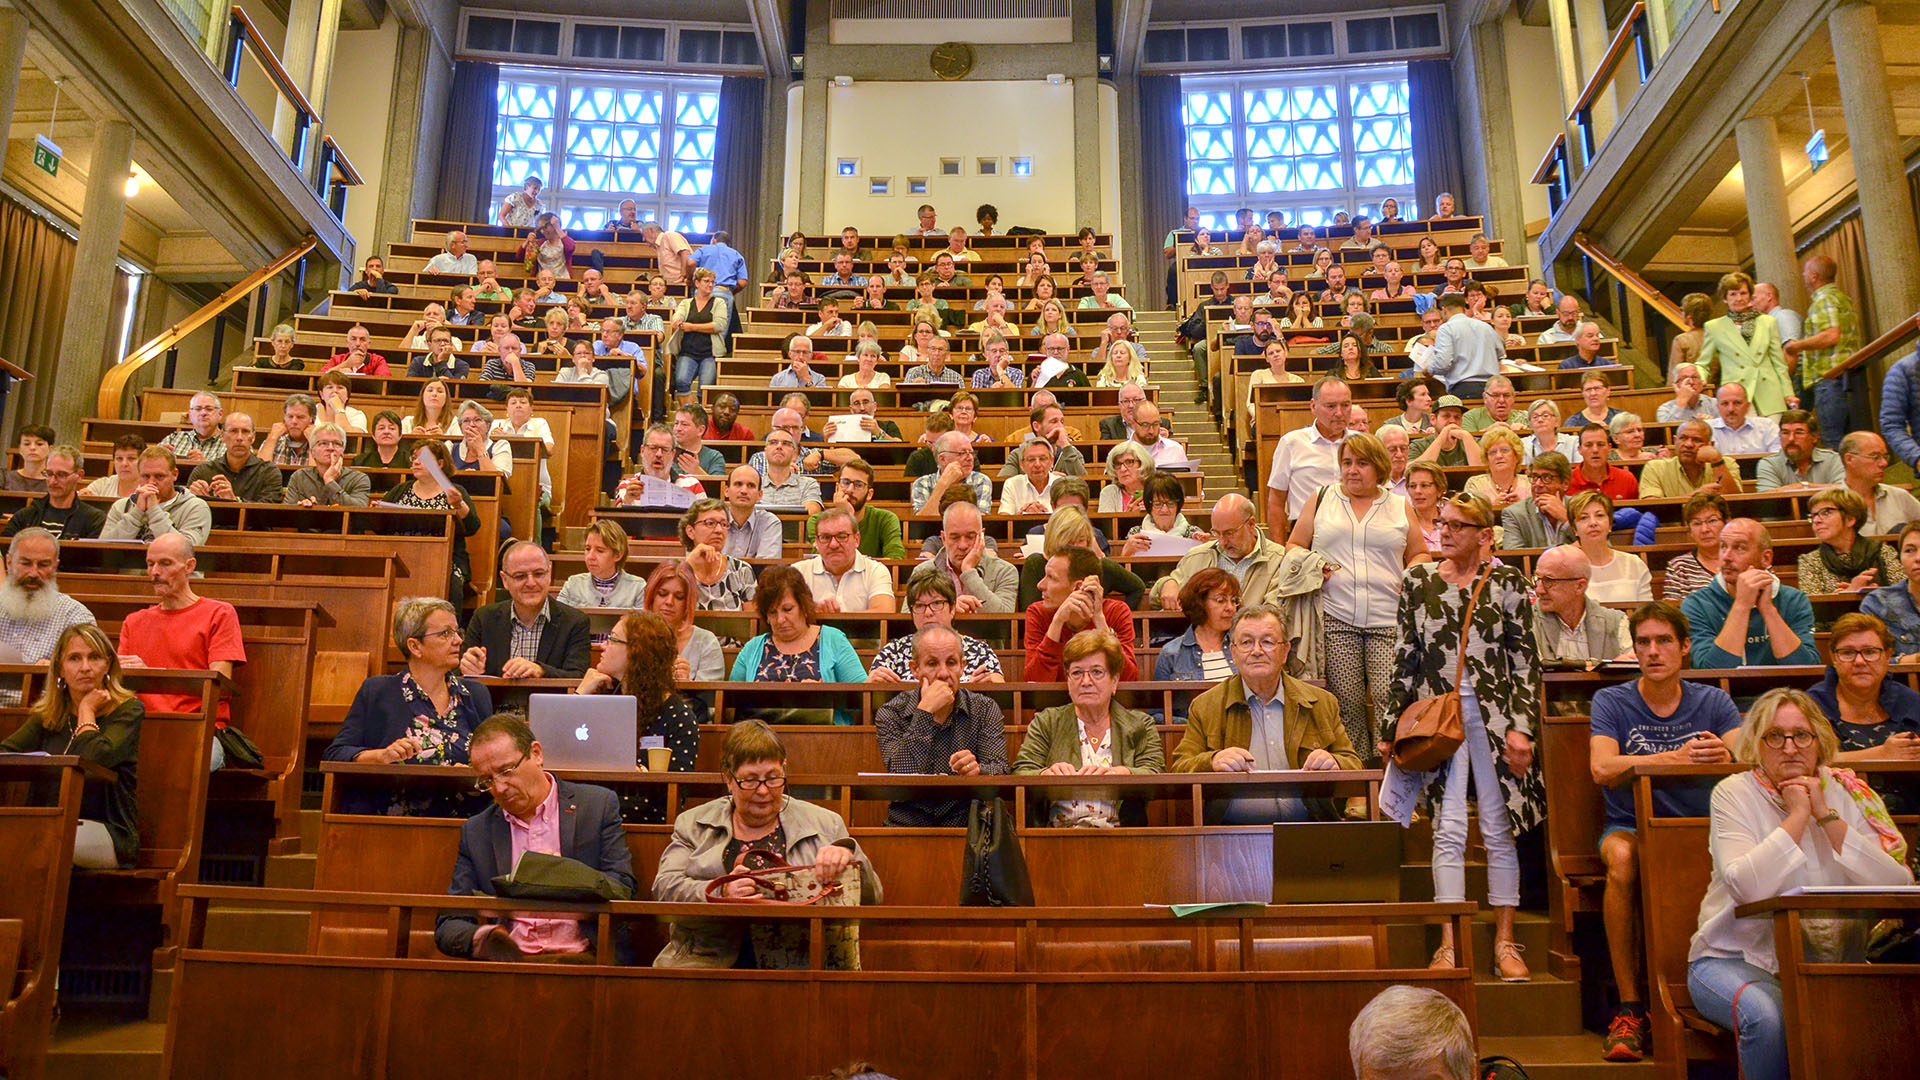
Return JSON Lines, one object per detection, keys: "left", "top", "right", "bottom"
{"left": 1098, "top": 383, "right": 1175, "bottom": 442}
{"left": 459, "top": 541, "right": 592, "bottom": 678}
{"left": 434, "top": 714, "right": 635, "bottom": 960}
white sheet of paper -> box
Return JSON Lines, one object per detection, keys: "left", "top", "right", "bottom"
{"left": 0, "top": 642, "right": 25, "bottom": 664}
{"left": 1019, "top": 533, "right": 1047, "bottom": 558}
{"left": 637, "top": 475, "right": 696, "bottom": 509}
{"left": 1140, "top": 533, "right": 1202, "bottom": 557}
{"left": 1034, "top": 356, "right": 1070, "bottom": 387}
{"left": 1156, "top": 460, "right": 1197, "bottom": 472}
{"left": 415, "top": 445, "right": 455, "bottom": 493}
{"left": 827, "top": 415, "right": 872, "bottom": 442}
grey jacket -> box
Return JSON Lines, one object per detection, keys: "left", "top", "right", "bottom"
{"left": 652, "top": 795, "right": 881, "bottom": 968}
{"left": 100, "top": 490, "right": 212, "bottom": 545}
{"left": 907, "top": 551, "right": 1020, "bottom": 612}
{"left": 1498, "top": 501, "right": 1572, "bottom": 550}
{"left": 281, "top": 465, "right": 372, "bottom": 507}
{"left": 1534, "top": 600, "right": 1631, "bottom": 665}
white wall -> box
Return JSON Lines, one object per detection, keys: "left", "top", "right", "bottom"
{"left": 822, "top": 80, "right": 1080, "bottom": 235}
{"left": 1502, "top": 10, "right": 1564, "bottom": 232}
{"left": 324, "top": 19, "right": 401, "bottom": 249}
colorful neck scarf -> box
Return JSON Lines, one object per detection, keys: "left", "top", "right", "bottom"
{"left": 1755, "top": 767, "right": 1907, "bottom": 861}
{"left": 1728, "top": 308, "right": 1759, "bottom": 341}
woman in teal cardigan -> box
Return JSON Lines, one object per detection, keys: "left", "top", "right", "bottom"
{"left": 1012, "top": 629, "right": 1163, "bottom": 826}
{"left": 728, "top": 565, "right": 866, "bottom": 724}
{"left": 1696, "top": 272, "right": 1792, "bottom": 417}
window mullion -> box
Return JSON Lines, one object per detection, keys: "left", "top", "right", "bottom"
{"left": 659, "top": 84, "right": 677, "bottom": 224}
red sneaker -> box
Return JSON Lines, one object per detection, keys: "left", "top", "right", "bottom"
{"left": 1602, "top": 1008, "right": 1650, "bottom": 1062}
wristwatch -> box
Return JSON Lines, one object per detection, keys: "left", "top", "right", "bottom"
{"left": 1816, "top": 810, "right": 1841, "bottom": 826}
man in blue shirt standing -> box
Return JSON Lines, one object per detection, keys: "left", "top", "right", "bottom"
{"left": 690, "top": 229, "right": 748, "bottom": 340}
{"left": 1587, "top": 601, "right": 1742, "bottom": 1061}
{"left": 1421, "top": 292, "right": 1504, "bottom": 400}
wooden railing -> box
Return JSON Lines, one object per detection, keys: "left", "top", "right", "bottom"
{"left": 1531, "top": 133, "right": 1571, "bottom": 215}
{"left": 221, "top": 5, "right": 318, "bottom": 170}
{"left": 1825, "top": 311, "right": 1920, "bottom": 380}
{"left": 96, "top": 236, "right": 318, "bottom": 419}
{"left": 1567, "top": 2, "right": 1653, "bottom": 167}
{"left": 1571, "top": 233, "right": 1685, "bottom": 329}
{"left": 315, "top": 136, "right": 362, "bottom": 221}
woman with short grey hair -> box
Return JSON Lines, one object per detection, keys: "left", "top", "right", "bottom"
{"left": 1096, "top": 441, "right": 1155, "bottom": 512}
{"left": 452, "top": 400, "right": 512, "bottom": 473}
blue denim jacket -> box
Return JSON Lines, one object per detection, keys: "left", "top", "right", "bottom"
{"left": 1152, "top": 627, "right": 1236, "bottom": 683}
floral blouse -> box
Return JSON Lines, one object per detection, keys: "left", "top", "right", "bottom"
{"left": 1389, "top": 562, "right": 1545, "bottom": 832}
{"left": 757, "top": 639, "right": 823, "bottom": 682}
{"left": 386, "top": 671, "right": 485, "bottom": 818}
{"left": 621, "top": 694, "right": 703, "bottom": 825}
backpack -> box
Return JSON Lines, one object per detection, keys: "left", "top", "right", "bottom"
{"left": 1480, "top": 1055, "right": 1531, "bottom": 1080}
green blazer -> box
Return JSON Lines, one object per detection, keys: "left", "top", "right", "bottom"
{"left": 1013, "top": 702, "right": 1164, "bottom": 775}
{"left": 1698, "top": 314, "right": 1791, "bottom": 417}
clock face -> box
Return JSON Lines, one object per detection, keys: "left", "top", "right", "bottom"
{"left": 930, "top": 41, "right": 974, "bottom": 81}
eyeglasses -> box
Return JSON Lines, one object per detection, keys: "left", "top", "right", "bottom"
{"left": 1065, "top": 667, "right": 1111, "bottom": 683}
{"left": 910, "top": 600, "right": 952, "bottom": 614}
{"left": 1850, "top": 451, "right": 1891, "bottom": 463}
{"left": 729, "top": 773, "right": 787, "bottom": 792}
{"left": 1760, "top": 730, "right": 1817, "bottom": 749}
{"left": 1234, "top": 636, "right": 1283, "bottom": 654}
{"left": 1834, "top": 646, "right": 1886, "bottom": 663}
{"left": 1810, "top": 507, "right": 1842, "bottom": 520}
{"left": 473, "top": 753, "right": 530, "bottom": 792}
{"left": 1533, "top": 575, "right": 1582, "bottom": 587}
{"left": 1436, "top": 518, "right": 1484, "bottom": 532}
{"left": 817, "top": 531, "right": 854, "bottom": 546}
{"left": 417, "top": 626, "right": 461, "bottom": 641}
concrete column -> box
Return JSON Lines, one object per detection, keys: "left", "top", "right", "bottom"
{"left": 1543, "top": 0, "right": 1585, "bottom": 175}
{"left": 1830, "top": 2, "right": 1920, "bottom": 331}
{"left": 273, "top": 0, "right": 344, "bottom": 168}
{"left": 797, "top": 75, "right": 829, "bottom": 233}
{"left": 1468, "top": 18, "right": 1527, "bottom": 248}
{"left": 373, "top": 24, "right": 431, "bottom": 250}
{"left": 1732, "top": 115, "right": 1806, "bottom": 312}
{"left": 1071, "top": 76, "right": 1100, "bottom": 229}
{"left": 0, "top": 9, "right": 29, "bottom": 137}
{"left": 52, "top": 117, "right": 134, "bottom": 433}
{"left": 1573, "top": 0, "right": 1614, "bottom": 135}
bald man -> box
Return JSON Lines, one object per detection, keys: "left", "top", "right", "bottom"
{"left": 1678, "top": 518, "right": 1818, "bottom": 667}
{"left": 1130, "top": 402, "right": 1187, "bottom": 466}
{"left": 1532, "top": 546, "right": 1631, "bottom": 665}
{"left": 1154, "top": 494, "right": 1284, "bottom": 609}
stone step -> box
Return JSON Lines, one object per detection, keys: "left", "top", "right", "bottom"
{"left": 46, "top": 1019, "right": 165, "bottom": 1080}
{"left": 1477, "top": 1035, "right": 1662, "bottom": 1077}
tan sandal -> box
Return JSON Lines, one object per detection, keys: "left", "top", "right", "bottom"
{"left": 1494, "top": 940, "right": 1530, "bottom": 982}
{"left": 1428, "top": 943, "right": 1455, "bottom": 969}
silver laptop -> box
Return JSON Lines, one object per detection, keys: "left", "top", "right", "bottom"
{"left": 527, "top": 693, "right": 638, "bottom": 771}
{"left": 1271, "top": 821, "right": 1402, "bottom": 904}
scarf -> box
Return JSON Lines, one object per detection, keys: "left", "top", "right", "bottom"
{"left": 1727, "top": 308, "right": 1759, "bottom": 341}
{"left": 1755, "top": 767, "right": 1907, "bottom": 861}
{"left": 1817, "top": 535, "right": 1887, "bottom": 586}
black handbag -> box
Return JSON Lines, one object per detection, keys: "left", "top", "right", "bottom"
{"left": 960, "top": 798, "right": 1034, "bottom": 907}
{"left": 212, "top": 721, "right": 264, "bottom": 770}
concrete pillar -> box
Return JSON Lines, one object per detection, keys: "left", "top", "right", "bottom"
{"left": 52, "top": 117, "right": 134, "bottom": 433}
{"left": 273, "top": 0, "right": 344, "bottom": 168}
{"left": 1468, "top": 18, "right": 1527, "bottom": 249}
{"left": 1071, "top": 76, "right": 1100, "bottom": 229}
{"left": 1732, "top": 115, "right": 1807, "bottom": 312}
{"left": 1830, "top": 2, "right": 1920, "bottom": 331}
{"left": 0, "top": 9, "right": 29, "bottom": 137}
{"left": 797, "top": 75, "right": 829, "bottom": 233}
{"left": 373, "top": 24, "right": 430, "bottom": 250}
{"left": 1573, "top": 0, "right": 1613, "bottom": 136}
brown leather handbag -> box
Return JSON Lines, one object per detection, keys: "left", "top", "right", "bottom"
{"left": 704, "top": 860, "right": 848, "bottom": 905}
{"left": 1391, "top": 568, "right": 1490, "bottom": 773}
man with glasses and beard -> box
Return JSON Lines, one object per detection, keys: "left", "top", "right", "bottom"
{"left": 0, "top": 527, "right": 95, "bottom": 705}
{"left": 806, "top": 458, "right": 903, "bottom": 560}
{"left": 2, "top": 445, "right": 104, "bottom": 539}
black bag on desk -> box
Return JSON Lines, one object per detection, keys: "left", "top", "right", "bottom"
{"left": 959, "top": 798, "right": 1033, "bottom": 907}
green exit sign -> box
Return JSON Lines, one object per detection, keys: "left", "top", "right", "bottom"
{"left": 32, "top": 135, "right": 60, "bottom": 177}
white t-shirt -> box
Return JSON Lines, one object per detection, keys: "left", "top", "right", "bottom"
{"left": 1585, "top": 549, "right": 1653, "bottom": 604}
{"left": 1266, "top": 424, "right": 1343, "bottom": 520}
{"left": 794, "top": 553, "right": 893, "bottom": 611}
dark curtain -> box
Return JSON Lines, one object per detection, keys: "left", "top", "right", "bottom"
{"left": 0, "top": 193, "right": 77, "bottom": 441}
{"left": 708, "top": 75, "right": 765, "bottom": 262}
{"left": 433, "top": 61, "right": 500, "bottom": 223}
{"left": 1408, "top": 59, "right": 1465, "bottom": 219}
{"left": 1137, "top": 74, "right": 1186, "bottom": 242}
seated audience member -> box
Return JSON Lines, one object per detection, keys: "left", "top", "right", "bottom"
{"left": 575, "top": 611, "right": 700, "bottom": 795}
{"left": 434, "top": 712, "right": 635, "bottom": 963}
{"left": 1807, "top": 614, "right": 1920, "bottom": 814}
{"left": 874, "top": 623, "right": 1010, "bottom": 826}
{"left": 1521, "top": 398, "right": 1580, "bottom": 464}
{"left": 1171, "top": 604, "right": 1359, "bottom": 823}
{"left": 283, "top": 422, "right": 370, "bottom": 507}
{"left": 1382, "top": 376, "right": 1438, "bottom": 435}
{"left": 1567, "top": 491, "right": 1651, "bottom": 603}
{"left": 384, "top": 440, "right": 483, "bottom": 600}
{"left": 403, "top": 378, "right": 455, "bottom": 437}
{"left": 161, "top": 394, "right": 223, "bottom": 463}
{"left": 1097, "top": 441, "right": 1154, "bottom": 512}
{"left": 639, "top": 562, "right": 724, "bottom": 682}
{"left": 997, "top": 401, "right": 1087, "bottom": 478}
{"left": 1000, "top": 435, "right": 1063, "bottom": 515}
{"left": 322, "top": 324, "right": 390, "bottom": 375}
{"left": 0, "top": 625, "right": 142, "bottom": 867}
{"left": 1128, "top": 401, "right": 1186, "bottom": 467}
{"left": 1016, "top": 504, "right": 1139, "bottom": 607}
{"left": 100, "top": 446, "right": 212, "bottom": 545}
{"left": 832, "top": 387, "right": 902, "bottom": 447}
{"left": 0, "top": 529, "right": 95, "bottom": 704}
{"left": 1755, "top": 410, "right": 1842, "bottom": 490}
{"left": 717, "top": 465, "right": 782, "bottom": 559}
{"left": 839, "top": 340, "right": 894, "bottom": 391}
{"left": 1100, "top": 383, "right": 1159, "bottom": 443}
{"left": 258, "top": 323, "right": 302, "bottom": 371}
{"left": 682, "top": 498, "right": 759, "bottom": 611}
{"left": 118, "top": 533, "right": 243, "bottom": 736}
{"left": 653, "top": 721, "right": 878, "bottom": 967}
{"left": 902, "top": 335, "right": 964, "bottom": 386}
{"left": 753, "top": 427, "right": 825, "bottom": 513}
{"left": 1124, "top": 474, "right": 1206, "bottom": 549}
{"left": 353, "top": 411, "right": 411, "bottom": 471}
{"left": 3, "top": 445, "right": 103, "bottom": 539}
{"left": 1024, "top": 545, "right": 1138, "bottom": 682}
{"left": 558, "top": 341, "right": 609, "bottom": 388}
{"left": 557, "top": 520, "right": 646, "bottom": 610}
{"left": 971, "top": 334, "right": 1025, "bottom": 389}
{"left": 1404, "top": 461, "right": 1446, "bottom": 550}
{"left": 1865, "top": 521, "right": 1920, "bottom": 660}
{"left": 351, "top": 255, "right": 399, "bottom": 296}
{"left": 478, "top": 333, "right": 534, "bottom": 387}
{"left": 806, "top": 459, "right": 903, "bottom": 560}
{"left": 1532, "top": 546, "right": 1631, "bottom": 665}
{"left": 615, "top": 425, "right": 704, "bottom": 507}
{"left": 1412, "top": 396, "right": 1485, "bottom": 469}
{"left": 794, "top": 507, "right": 895, "bottom": 612}
{"left": 1498, "top": 452, "right": 1574, "bottom": 550}
{"left": 1839, "top": 430, "right": 1920, "bottom": 534}
{"left": 1564, "top": 374, "right": 1624, "bottom": 430}
{"left": 907, "top": 501, "right": 1019, "bottom": 613}
{"left": 911, "top": 432, "right": 992, "bottom": 513}
{"left": 1348, "top": 985, "right": 1476, "bottom": 1080}
{"left": 187, "top": 412, "right": 283, "bottom": 503}
{"left": 729, "top": 565, "right": 865, "bottom": 690}
{"left": 1463, "top": 427, "right": 1529, "bottom": 514}
{"left": 1154, "top": 569, "right": 1241, "bottom": 684}
{"left": 868, "top": 576, "right": 1005, "bottom": 683}
{"left": 1799, "top": 486, "right": 1904, "bottom": 595}
{"left": 1681, "top": 518, "right": 1819, "bottom": 667}
{"left": 1095, "top": 340, "right": 1150, "bottom": 389}
{"left": 1566, "top": 424, "right": 1638, "bottom": 501}
{"left": 459, "top": 542, "right": 591, "bottom": 679}
{"left": 1014, "top": 628, "right": 1165, "bottom": 827}
{"left": 945, "top": 391, "right": 994, "bottom": 447}
{"left": 1608, "top": 413, "right": 1661, "bottom": 464}
{"left": 1556, "top": 322, "right": 1613, "bottom": 370}
{"left": 1657, "top": 362, "right": 1718, "bottom": 424}
{"left": 451, "top": 399, "right": 514, "bottom": 476}
{"left": 316, "top": 372, "right": 368, "bottom": 433}
{"left": 671, "top": 405, "right": 728, "bottom": 480}
{"left": 1537, "top": 296, "right": 1584, "bottom": 346}
{"left": 768, "top": 334, "right": 827, "bottom": 390}
{"left": 1707, "top": 382, "right": 1781, "bottom": 454}
{"left": 1586, "top": 600, "right": 1742, "bottom": 1059}
{"left": 1663, "top": 492, "right": 1730, "bottom": 603}
{"left": 1638, "top": 419, "right": 1745, "bottom": 498}
{"left": 1157, "top": 493, "right": 1284, "bottom": 609}
{"left": 263, "top": 393, "right": 318, "bottom": 466}
{"left": 1686, "top": 688, "right": 1913, "bottom": 1080}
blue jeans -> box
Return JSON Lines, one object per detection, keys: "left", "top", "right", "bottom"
{"left": 1430, "top": 693, "right": 1520, "bottom": 907}
{"left": 1687, "top": 956, "right": 1787, "bottom": 1080}
{"left": 1810, "top": 371, "right": 1856, "bottom": 449}
{"left": 673, "top": 353, "right": 718, "bottom": 396}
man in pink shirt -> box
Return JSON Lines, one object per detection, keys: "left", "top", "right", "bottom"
{"left": 434, "top": 714, "right": 635, "bottom": 961}
{"left": 640, "top": 221, "right": 695, "bottom": 285}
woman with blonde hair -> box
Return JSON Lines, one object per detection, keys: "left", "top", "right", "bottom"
{"left": 1095, "top": 340, "right": 1149, "bottom": 388}
{"left": 1798, "top": 486, "right": 1904, "bottom": 594}
{"left": 1015, "top": 503, "right": 1146, "bottom": 610}
{"left": 1686, "top": 686, "right": 1911, "bottom": 1080}
{"left": 1463, "top": 427, "right": 1530, "bottom": 514}
{"left": 2, "top": 624, "right": 143, "bottom": 867}
{"left": 1031, "top": 298, "right": 1075, "bottom": 338}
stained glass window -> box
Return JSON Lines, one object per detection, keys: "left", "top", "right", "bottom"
{"left": 490, "top": 69, "right": 719, "bottom": 229}
{"left": 1181, "top": 67, "right": 1416, "bottom": 229}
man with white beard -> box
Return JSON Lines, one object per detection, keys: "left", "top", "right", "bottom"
{"left": 0, "top": 527, "right": 96, "bottom": 705}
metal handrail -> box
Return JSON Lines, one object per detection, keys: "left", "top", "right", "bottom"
{"left": 222, "top": 5, "right": 318, "bottom": 168}
{"left": 316, "top": 137, "right": 363, "bottom": 220}
{"left": 96, "top": 236, "right": 318, "bottom": 418}
{"left": 1571, "top": 233, "right": 1686, "bottom": 329}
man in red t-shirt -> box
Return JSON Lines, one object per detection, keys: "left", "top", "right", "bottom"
{"left": 1022, "top": 546, "right": 1137, "bottom": 682}
{"left": 702, "top": 393, "right": 755, "bottom": 442}
{"left": 117, "top": 533, "right": 246, "bottom": 723}
{"left": 1566, "top": 423, "right": 1640, "bottom": 501}
{"left": 321, "top": 324, "right": 391, "bottom": 376}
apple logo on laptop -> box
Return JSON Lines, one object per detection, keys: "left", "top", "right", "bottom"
{"left": 574, "top": 724, "right": 591, "bottom": 742}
